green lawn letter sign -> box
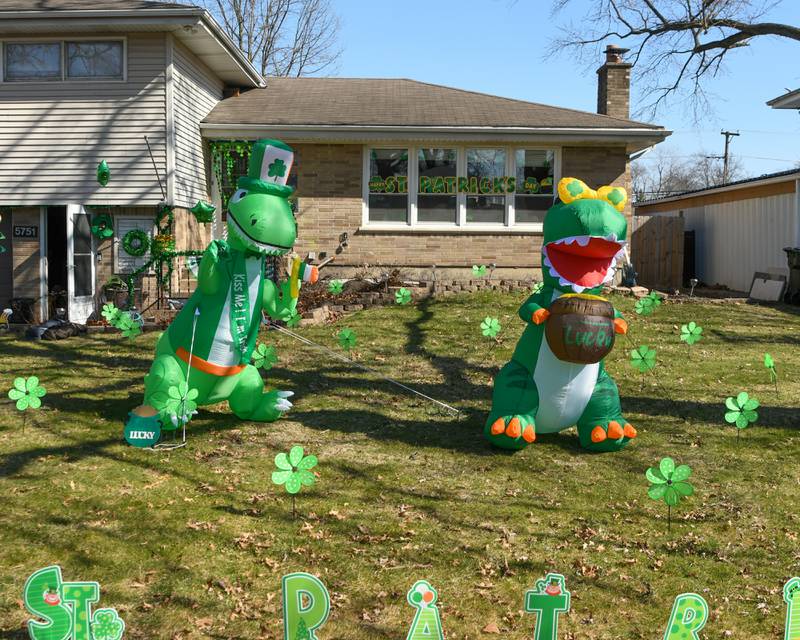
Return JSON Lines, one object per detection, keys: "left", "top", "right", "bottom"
{"left": 24, "top": 565, "right": 124, "bottom": 640}
{"left": 524, "top": 573, "right": 570, "bottom": 640}
{"left": 282, "top": 572, "right": 330, "bottom": 640}
{"left": 662, "top": 593, "right": 708, "bottom": 640}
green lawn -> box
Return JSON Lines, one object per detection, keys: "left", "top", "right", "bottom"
{"left": 1, "top": 292, "right": 799, "bottom": 639}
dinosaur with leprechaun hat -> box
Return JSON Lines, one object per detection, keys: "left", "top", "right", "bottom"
{"left": 485, "top": 177, "right": 637, "bottom": 452}
{"left": 126, "top": 139, "right": 317, "bottom": 433}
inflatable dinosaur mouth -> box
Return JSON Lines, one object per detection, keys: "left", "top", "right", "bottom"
{"left": 542, "top": 234, "right": 626, "bottom": 293}
{"left": 228, "top": 214, "right": 291, "bottom": 255}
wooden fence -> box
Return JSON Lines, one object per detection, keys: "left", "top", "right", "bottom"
{"left": 631, "top": 214, "right": 685, "bottom": 291}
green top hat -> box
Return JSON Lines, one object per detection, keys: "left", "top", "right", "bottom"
{"left": 237, "top": 139, "right": 295, "bottom": 198}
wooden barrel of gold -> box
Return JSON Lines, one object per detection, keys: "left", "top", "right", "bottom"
{"left": 544, "top": 294, "right": 616, "bottom": 364}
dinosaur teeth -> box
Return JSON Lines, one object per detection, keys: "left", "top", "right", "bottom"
{"left": 576, "top": 236, "right": 590, "bottom": 246}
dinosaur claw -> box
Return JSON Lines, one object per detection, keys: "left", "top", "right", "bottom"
{"left": 490, "top": 417, "right": 506, "bottom": 435}
{"left": 591, "top": 426, "right": 607, "bottom": 443}
{"left": 623, "top": 423, "right": 637, "bottom": 438}
{"left": 277, "top": 390, "right": 294, "bottom": 398}
{"left": 522, "top": 424, "right": 536, "bottom": 443}
{"left": 505, "top": 417, "right": 522, "bottom": 439}
{"left": 607, "top": 420, "right": 624, "bottom": 440}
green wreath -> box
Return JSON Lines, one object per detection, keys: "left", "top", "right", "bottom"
{"left": 90, "top": 213, "right": 114, "bottom": 239}
{"left": 122, "top": 229, "right": 149, "bottom": 257}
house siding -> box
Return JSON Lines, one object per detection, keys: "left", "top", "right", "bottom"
{"left": 171, "top": 40, "right": 223, "bottom": 208}
{"left": 0, "top": 32, "right": 167, "bottom": 206}
{"left": 291, "top": 144, "right": 630, "bottom": 277}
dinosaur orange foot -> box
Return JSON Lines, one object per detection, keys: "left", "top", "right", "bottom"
{"left": 585, "top": 420, "right": 637, "bottom": 452}
{"left": 487, "top": 416, "right": 536, "bottom": 450}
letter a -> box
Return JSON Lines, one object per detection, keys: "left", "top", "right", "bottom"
{"left": 524, "top": 573, "right": 570, "bottom": 640}
{"left": 282, "top": 573, "right": 330, "bottom": 640}
{"left": 663, "top": 593, "right": 708, "bottom": 640}
{"left": 406, "top": 581, "right": 444, "bottom": 640}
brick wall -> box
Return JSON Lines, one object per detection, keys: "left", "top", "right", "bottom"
{"left": 293, "top": 143, "right": 630, "bottom": 278}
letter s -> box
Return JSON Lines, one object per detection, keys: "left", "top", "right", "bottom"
{"left": 24, "top": 566, "right": 72, "bottom": 640}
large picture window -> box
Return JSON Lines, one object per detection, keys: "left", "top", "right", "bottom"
{"left": 364, "top": 145, "right": 559, "bottom": 230}
{"left": 368, "top": 148, "right": 408, "bottom": 223}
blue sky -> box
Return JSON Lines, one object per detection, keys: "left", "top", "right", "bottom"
{"left": 334, "top": 0, "right": 800, "bottom": 178}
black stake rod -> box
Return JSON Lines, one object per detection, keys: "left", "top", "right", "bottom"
{"left": 144, "top": 135, "right": 167, "bottom": 200}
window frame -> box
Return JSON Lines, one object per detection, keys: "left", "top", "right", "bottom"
{"left": 362, "top": 144, "right": 560, "bottom": 232}
{"left": 0, "top": 37, "right": 127, "bottom": 84}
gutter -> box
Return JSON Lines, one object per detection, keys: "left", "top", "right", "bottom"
{"left": 0, "top": 8, "right": 264, "bottom": 87}
{"left": 766, "top": 89, "right": 800, "bottom": 109}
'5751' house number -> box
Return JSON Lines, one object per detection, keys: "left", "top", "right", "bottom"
{"left": 13, "top": 225, "right": 38, "bottom": 238}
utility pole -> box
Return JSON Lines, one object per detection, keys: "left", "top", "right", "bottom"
{"left": 720, "top": 130, "right": 740, "bottom": 183}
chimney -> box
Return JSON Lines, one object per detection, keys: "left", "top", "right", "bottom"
{"left": 597, "top": 44, "right": 632, "bottom": 119}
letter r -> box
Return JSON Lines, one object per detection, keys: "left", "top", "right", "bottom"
{"left": 282, "top": 572, "right": 330, "bottom": 640}
{"left": 663, "top": 593, "right": 708, "bottom": 640}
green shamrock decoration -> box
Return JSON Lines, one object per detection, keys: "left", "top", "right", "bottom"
{"left": 189, "top": 200, "right": 216, "bottom": 224}
{"left": 481, "top": 317, "right": 501, "bottom": 338}
{"left": 646, "top": 457, "right": 694, "bottom": 531}
{"left": 90, "top": 213, "right": 114, "bottom": 239}
{"left": 338, "top": 328, "right": 357, "bottom": 351}
{"left": 101, "top": 302, "right": 120, "bottom": 325}
{"left": 634, "top": 296, "right": 655, "bottom": 316}
{"left": 531, "top": 282, "right": 544, "bottom": 294}
{"left": 164, "top": 382, "right": 199, "bottom": 427}
{"left": 252, "top": 343, "right": 278, "bottom": 370}
{"left": 395, "top": 287, "right": 412, "bottom": 305}
{"left": 472, "top": 265, "right": 487, "bottom": 277}
{"left": 764, "top": 353, "right": 778, "bottom": 390}
{"left": 273, "top": 445, "right": 318, "bottom": 518}
{"left": 268, "top": 158, "right": 287, "bottom": 179}
{"left": 680, "top": 321, "right": 703, "bottom": 345}
{"left": 8, "top": 376, "right": 46, "bottom": 410}
{"left": 647, "top": 291, "right": 662, "bottom": 307}
{"left": 566, "top": 179, "right": 583, "bottom": 197}
{"left": 629, "top": 345, "right": 656, "bottom": 373}
{"left": 91, "top": 608, "right": 125, "bottom": 640}
{"left": 328, "top": 279, "right": 344, "bottom": 295}
{"left": 724, "top": 392, "right": 759, "bottom": 430}
{"left": 116, "top": 313, "right": 142, "bottom": 340}
{"left": 96, "top": 160, "right": 110, "bottom": 187}
{"left": 285, "top": 310, "right": 301, "bottom": 328}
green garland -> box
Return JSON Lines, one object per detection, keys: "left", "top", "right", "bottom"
{"left": 209, "top": 140, "right": 254, "bottom": 210}
{"left": 122, "top": 229, "right": 149, "bottom": 257}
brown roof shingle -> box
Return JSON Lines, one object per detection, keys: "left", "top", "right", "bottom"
{"left": 204, "top": 77, "right": 663, "bottom": 130}
{"left": 0, "top": 0, "right": 196, "bottom": 11}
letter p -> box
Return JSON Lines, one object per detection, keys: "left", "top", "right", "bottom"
{"left": 282, "top": 572, "right": 330, "bottom": 640}
{"left": 663, "top": 593, "right": 708, "bottom": 640}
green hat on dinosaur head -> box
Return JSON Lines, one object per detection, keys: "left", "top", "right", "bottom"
{"left": 237, "top": 139, "right": 295, "bottom": 198}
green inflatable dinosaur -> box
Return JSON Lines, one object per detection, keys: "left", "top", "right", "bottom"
{"left": 485, "top": 177, "right": 637, "bottom": 453}
{"left": 128, "top": 139, "right": 317, "bottom": 431}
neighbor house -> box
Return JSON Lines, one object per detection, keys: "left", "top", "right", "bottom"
{"left": 0, "top": 0, "right": 669, "bottom": 324}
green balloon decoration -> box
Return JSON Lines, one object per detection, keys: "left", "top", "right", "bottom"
{"left": 90, "top": 213, "right": 114, "bottom": 239}
{"left": 124, "top": 140, "right": 304, "bottom": 435}
{"left": 189, "top": 200, "right": 216, "bottom": 224}
{"left": 96, "top": 160, "right": 110, "bottom": 187}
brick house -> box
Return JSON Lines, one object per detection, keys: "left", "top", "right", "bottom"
{"left": 0, "top": 0, "right": 668, "bottom": 323}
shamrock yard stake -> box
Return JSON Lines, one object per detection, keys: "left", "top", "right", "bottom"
{"left": 285, "top": 310, "right": 301, "bottom": 328}
{"left": 724, "top": 392, "right": 759, "bottom": 441}
{"left": 8, "top": 376, "right": 46, "bottom": 432}
{"left": 328, "top": 279, "right": 344, "bottom": 295}
{"left": 680, "top": 321, "right": 703, "bottom": 346}
{"left": 272, "top": 445, "right": 318, "bottom": 518}
{"left": 163, "top": 383, "right": 198, "bottom": 428}
{"left": 338, "top": 328, "right": 357, "bottom": 352}
{"left": 630, "top": 345, "right": 656, "bottom": 373}
{"left": 395, "top": 287, "right": 412, "bottom": 305}
{"left": 472, "top": 265, "right": 487, "bottom": 277}
{"left": 646, "top": 457, "right": 694, "bottom": 532}
{"left": 252, "top": 343, "right": 278, "bottom": 370}
{"left": 481, "top": 317, "right": 501, "bottom": 339}
{"left": 764, "top": 353, "right": 778, "bottom": 392}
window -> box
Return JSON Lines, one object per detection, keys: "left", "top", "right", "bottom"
{"left": 363, "top": 145, "right": 558, "bottom": 229}
{"left": 4, "top": 43, "right": 61, "bottom": 81}
{"left": 466, "top": 148, "right": 506, "bottom": 224}
{"left": 115, "top": 217, "right": 153, "bottom": 274}
{"left": 66, "top": 41, "right": 123, "bottom": 79}
{"left": 514, "top": 149, "right": 555, "bottom": 224}
{"left": 2, "top": 39, "right": 125, "bottom": 82}
{"left": 417, "top": 148, "right": 458, "bottom": 224}
{"left": 368, "top": 148, "right": 408, "bottom": 223}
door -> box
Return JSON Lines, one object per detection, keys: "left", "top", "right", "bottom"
{"left": 66, "top": 204, "right": 95, "bottom": 323}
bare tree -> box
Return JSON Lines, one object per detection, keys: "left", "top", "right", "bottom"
{"left": 552, "top": 0, "right": 800, "bottom": 118}
{"left": 203, "top": 0, "right": 341, "bottom": 77}
{"left": 632, "top": 149, "right": 744, "bottom": 201}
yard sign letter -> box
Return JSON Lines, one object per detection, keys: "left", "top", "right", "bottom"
{"left": 784, "top": 577, "right": 800, "bottom": 640}
{"left": 282, "top": 572, "right": 330, "bottom": 640}
{"left": 524, "top": 573, "right": 570, "bottom": 640}
{"left": 663, "top": 593, "right": 708, "bottom": 640}
{"left": 405, "top": 580, "right": 444, "bottom": 640}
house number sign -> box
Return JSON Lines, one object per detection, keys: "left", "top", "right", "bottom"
{"left": 14, "top": 225, "right": 38, "bottom": 239}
